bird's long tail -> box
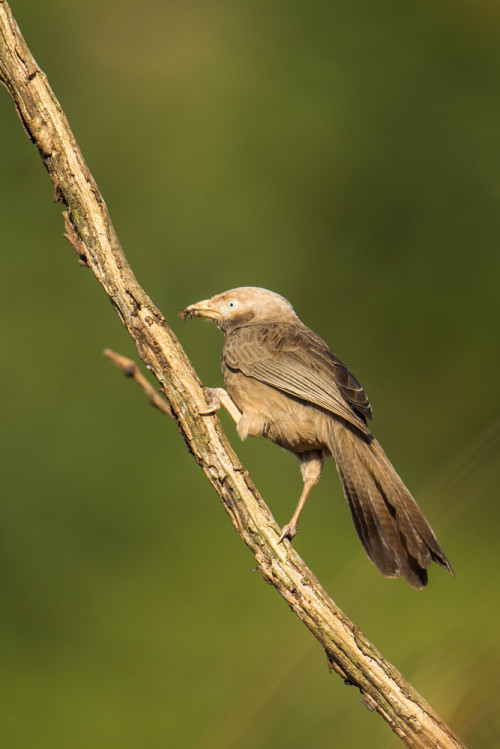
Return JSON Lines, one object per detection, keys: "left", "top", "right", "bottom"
{"left": 327, "top": 422, "right": 453, "bottom": 588}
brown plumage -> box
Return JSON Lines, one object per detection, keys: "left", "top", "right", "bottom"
{"left": 181, "top": 286, "right": 453, "bottom": 589}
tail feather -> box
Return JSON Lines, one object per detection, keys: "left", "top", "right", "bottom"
{"left": 336, "top": 460, "right": 401, "bottom": 578}
{"left": 328, "top": 422, "right": 453, "bottom": 589}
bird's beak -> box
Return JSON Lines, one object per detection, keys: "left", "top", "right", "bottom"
{"left": 180, "top": 298, "right": 220, "bottom": 321}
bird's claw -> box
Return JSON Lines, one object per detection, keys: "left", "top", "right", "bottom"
{"left": 278, "top": 523, "right": 298, "bottom": 544}
{"left": 198, "top": 387, "right": 242, "bottom": 425}
{"left": 199, "top": 388, "right": 224, "bottom": 416}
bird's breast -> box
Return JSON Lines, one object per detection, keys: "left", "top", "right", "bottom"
{"left": 222, "top": 365, "right": 329, "bottom": 454}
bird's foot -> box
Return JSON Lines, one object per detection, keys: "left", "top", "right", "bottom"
{"left": 199, "top": 387, "right": 242, "bottom": 424}
{"left": 199, "top": 387, "right": 225, "bottom": 415}
{"left": 278, "top": 522, "right": 298, "bottom": 544}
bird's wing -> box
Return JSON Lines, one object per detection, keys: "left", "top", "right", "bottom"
{"left": 223, "top": 323, "right": 372, "bottom": 433}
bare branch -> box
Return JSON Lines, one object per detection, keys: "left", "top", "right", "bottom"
{"left": 103, "top": 348, "right": 174, "bottom": 418}
{"left": 0, "top": 4, "right": 464, "bottom": 747}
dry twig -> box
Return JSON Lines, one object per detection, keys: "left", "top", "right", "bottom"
{"left": 0, "top": 4, "right": 464, "bottom": 747}
{"left": 103, "top": 348, "right": 174, "bottom": 418}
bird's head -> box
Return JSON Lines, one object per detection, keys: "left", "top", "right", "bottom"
{"left": 180, "top": 286, "right": 298, "bottom": 332}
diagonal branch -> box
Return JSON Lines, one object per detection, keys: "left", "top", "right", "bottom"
{"left": 0, "top": 4, "right": 464, "bottom": 747}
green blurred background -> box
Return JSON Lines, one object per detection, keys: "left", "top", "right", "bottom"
{"left": 1, "top": 1, "right": 499, "bottom": 747}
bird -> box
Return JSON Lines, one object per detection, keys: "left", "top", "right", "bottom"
{"left": 181, "top": 286, "right": 453, "bottom": 589}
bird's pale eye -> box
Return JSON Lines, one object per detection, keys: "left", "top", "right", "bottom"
{"left": 227, "top": 299, "right": 238, "bottom": 310}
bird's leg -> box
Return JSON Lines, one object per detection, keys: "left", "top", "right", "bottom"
{"left": 199, "top": 387, "right": 242, "bottom": 424}
{"left": 200, "top": 388, "right": 267, "bottom": 441}
{"left": 278, "top": 450, "right": 324, "bottom": 543}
